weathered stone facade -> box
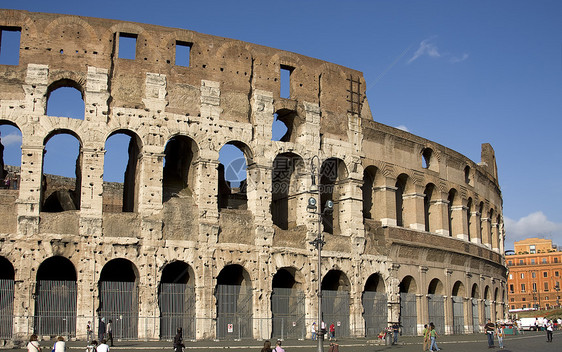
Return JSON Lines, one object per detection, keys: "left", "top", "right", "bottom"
{"left": 0, "top": 10, "right": 506, "bottom": 341}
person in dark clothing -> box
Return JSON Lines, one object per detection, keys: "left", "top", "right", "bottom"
{"left": 392, "top": 322, "right": 400, "bottom": 345}
{"left": 173, "top": 327, "right": 185, "bottom": 352}
{"left": 98, "top": 317, "right": 106, "bottom": 341}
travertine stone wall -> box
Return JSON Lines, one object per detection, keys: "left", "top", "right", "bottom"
{"left": 0, "top": 10, "right": 506, "bottom": 341}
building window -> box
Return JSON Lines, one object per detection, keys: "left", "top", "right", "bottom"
{"left": 511, "top": 305, "right": 515, "bottom": 309}
{"left": 522, "top": 304, "right": 526, "bottom": 308}
{"left": 175, "top": 41, "right": 191, "bottom": 67}
{"left": 544, "top": 272, "right": 548, "bottom": 278}
{"left": 509, "top": 274, "right": 513, "bottom": 280}
{"left": 545, "top": 296, "right": 549, "bottom": 300}
{"left": 509, "top": 284, "right": 514, "bottom": 292}
{"left": 531, "top": 259, "right": 536, "bottom": 264}
{"left": 521, "top": 284, "right": 526, "bottom": 292}
{"left": 519, "top": 259, "right": 524, "bottom": 265}
{"left": 522, "top": 297, "right": 526, "bottom": 301}
{"left": 508, "top": 260, "right": 513, "bottom": 266}
{"left": 280, "top": 65, "right": 294, "bottom": 99}
{"left": 532, "top": 272, "right": 536, "bottom": 278}
{"left": 530, "top": 245, "right": 536, "bottom": 254}
{"left": 555, "top": 257, "right": 559, "bottom": 263}
{"left": 545, "top": 282, "right": 549, "bottom": 291}
{"left": 0, "top": 26, "right": 21, "bottom": 66}
{"left": 542, "top": 258, "right": 547, "bottom": 264}
{"left": 510, "top": 297, "right": 515, "bottom": 302}
{"left": 556, "top": 271, "right": 560, "bottom": 277}
{"left": 521, "top": 273, "right": 525, "bottom": 279}
{"left": 118, "top": 32, "right": 137, "bottom": 60}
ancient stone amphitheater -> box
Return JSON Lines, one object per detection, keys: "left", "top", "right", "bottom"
{"left": 0, "top": 9, "right": 506, "bottom": 342}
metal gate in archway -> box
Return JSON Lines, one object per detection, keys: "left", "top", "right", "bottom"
{"left": 363, "top": 292, "right": 387, "bottom": 337}
{"left": 34, "top": 280, "right": 77, "bottom": 336}
{"left": 99, "top": 281, "right": 139, "bottom": 340}
{"left": 472, "top": 299, "right": 479, "bottom": 333}
{"left": 427, "top": 294, "right": 444, "bottom": 334}
{"left": 0, "top": 279, "right": 14, "bottom": 339}
{"left": 399, "top": 293, "right": 417, "bottom": 336}
{"left": 322, "top": 290, "right": 350, "bottom": 338}
{"left": 484, "top": 300, "right": 491, "bottom": 321}
{"left": 452, "top": 296, "right": 464, "bottom": 334}
{"left": 216, "top": 285, "right": 252, "bottom": 339}
{"left": 159, "top": 284, "right": 195, "bottom": 339}
{"left": 271, "top": 287, "right": 305, "bottom": 339}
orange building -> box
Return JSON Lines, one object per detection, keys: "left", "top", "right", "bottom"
{"left": 506, "top": 238, "right": 562, "bottom": 311}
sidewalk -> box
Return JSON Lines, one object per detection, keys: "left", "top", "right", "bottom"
{"left": 14, "top": 331, "right": 560, "bottom": 352}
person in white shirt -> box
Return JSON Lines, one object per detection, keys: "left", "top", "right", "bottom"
{"left": 27, "top": 334, "right": 41, "bottom": 352}
{"left": 546, "top": 320, "right": 553, "bottom": 342}
{"left": 274, "top": 340, "right": 285, "bottom": 352}
{"left": 96, "top": 339, "right": 110, "bottom": 352}
{"left": 53, "top": 336, "right": 66, "bottom": 352}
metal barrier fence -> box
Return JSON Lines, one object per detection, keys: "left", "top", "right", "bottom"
{"left": 34, "top": 280, "right": 77, "bottom": 337}
{"left": 452, "top": 296, "right": 464, "bottom": 334}
{"left": 0, "top": 279, "right": 14, "bottom": 339}
{"left": 271, "top": 288, "right": 305, "bottom": 340}
{"left": 99, "top": 281, "right": 139, "bottom": 340}
{"left": 427, "top": 294, "right": 445, "bottom": 334}
{"left": 362, "top": 292, "right": 387, "bottom": 337}
{"left": 158, "top": 284, "right": 196, "bottom": 340}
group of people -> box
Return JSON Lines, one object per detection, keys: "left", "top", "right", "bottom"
{"left": 422, "top": 323, "right": 440, "bottom": 351}
{"left": 26, "top": 335, "right": 67, "bottom": 352}
{"left": 260, "top": 339, "right": 285, "bottom": 352}
{"left": 484, "top": 319, "right": 505, "bottom": 349}
{"left": 92, "top": 318, "right": 114, "bottom": 346}
{"left": 310, "top": 321, "right": 337, "bottom": 341}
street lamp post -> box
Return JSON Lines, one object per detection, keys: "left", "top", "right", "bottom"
{"left": 555, "top": 283, "right": 560, "bottom": 308}
{"left": 307, "top": 156, "right": 333, "bottom": 352}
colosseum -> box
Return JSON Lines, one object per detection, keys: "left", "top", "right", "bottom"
{"left": 0, "top": 9, "right": 506, "bottom": 342}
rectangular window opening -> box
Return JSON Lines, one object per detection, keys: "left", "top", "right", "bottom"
{"left": 0, "top": 27, "right": 21, "bottom": 66}
{"left": 175, "top": 41, "right": 191, "bottom": 67}
{"left": 118, "top": 32, "right": 137, "bottom": 60}
{"left": 280, "top": 65, "right": 294, "bottom": 99}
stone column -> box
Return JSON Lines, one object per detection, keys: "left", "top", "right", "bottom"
{"left": 470, "top": 211, "right": 482, "bottom": 245}
{"left": 373, "top": 179, "right": 397, "bottom": 227}
{"left": 432, "top": 191, "right": 450, "bottom": 236}
{"left": 451, "top": 204, "right": 469, "bottom": 240}
{"left": 444, "top": 269, "right": 453, "bottom": 335}
{"left": 386, "top": 264, "right": 401, "bottom": 326}
{"left": 402, "top": 184, "right": 426, "bottom": 231}
{"left": 491, "top": 220, "right": 500, "bottom": 252}
{"left": 481, "top": 216, "right": 492, "bottom": 249}
{"left": 85, "top": 66, "right": 110, "bottom": 122}
{"left": 79, "top": 147, "right": 104, "bottom": 237}
{"left": 247, "top": 162, "right": 274, "bottom": 247}
{"left": 17, "top": 144, "right": 43, "bottom": 236}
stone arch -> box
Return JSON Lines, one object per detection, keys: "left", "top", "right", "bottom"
{"left": 319, "top": 157, "right": 348, "bottom": 235}
{"left": 104, "top": 129, "right": 143, "bottom": 213}
{"left": 104, "top": 22, "right": 158, "bottom": 62}
{"left": 466, "top": 197, "right": 473, "bottom": 241}
{"left": 399, "top": 275, "right": 418, "bottom": 335}
{"left": 452, "top": 280, "right": 466, "bottom": 334}
{"left": 447, "top": 188, "right": 461, "bottom": 237}
{"left": 362, "top": 272, "right": 388, "bottom": 337}
{"left": 424, "top": 183, "right": 437, "bottom": 232}
{"left": 41, "top": 129, "right": 83, "bottom": 212}
{"left": 428, "top": 278, "right": 445, "bottom": 295}
{"left": 158, "top": 260, "right": 196, "bottom": 339}
{"left": 34, "top": 256, "right": 77, "bottom": 336}
{"left": 215, "top": 264, "right": 253, "bottom": 339}
{"left": 470, "top": 283, "right": 480, "bottom": 333}
{"left": 44, "top": 15, "right": 98, "bottom": 47}
{"left": 271, "top": 152, "right": 305, "bottom": 230}
{"left": 163, "top": 134, "right": 200, "bottom": 201}
{"left": 421, "top": 146, "right": 438, "bottom": 172}
{"left": 218, "top": 140, "right": 253, "bottom": 210}
{"left": 271, "top": 267, "right": 305, "bottom": 339}
{"left": 452, "top": 281, "right": 465, "bottom": 297}
{"left": 361, "top": 165, "right": 379, "bottom": 220}
{"left": 321, "top": 269, "right": 351, "bottom": 337}
{"left": 98, "top": 258, "right": 140, "bottom": 340}
{"left": 399, "top": 275, "right": 418, "bottom": 294}
{"left": 427, "top": 278, "right": 446, "bottom": 334}
{"left": 46, "top": 78, "right": 86, "bottom": 120}
{"left": 160, "top": 29, "right": 196, "bottom": 66}
{"left": 395, "top": 173, "right": 413, "bottom": 227}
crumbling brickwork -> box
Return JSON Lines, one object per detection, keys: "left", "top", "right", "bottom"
{"left": 0, "top": 10, "right": 506, "bottom": 341}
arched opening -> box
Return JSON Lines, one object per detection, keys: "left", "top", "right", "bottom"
{"left": 427, "top": 278, "right": 445, "bottom": 334}
{"left": 158, "top": 261, "right": 195, "bottom": 340}
{"left": 319, "top": 158, "right": 348, "bottom": 235}
{"left": 0, "top": 123, "right": 22, "bottom": 234}
{"left": 321, "top": 270, "right": 350, "bottom": 338}
{"left": 361, "top": 166, "right": 377, "bottom": 220}
{"left": 98, "top": 258, "right": 139, "bottom": 340}
{"left": 447, "top": 189, "right": 459, "bottom": 237}
{"left": 395, "top": 174, "right": 408, "bottom": 227}
{"left": 271, "top": 153, "right": 304, "bottom": 230}
{"left": 452, "top": 281, "right": 465, "bottom": 334}
{"left": 271, "top": 267, "right": 305, "bottom": 339}
{"left": 484, "top": 285, "right": 491, "bottom": 322}
{"left": 215, "top": 264, "right": 252, "bottom": 339}
{"left": 46, "top": 80, "right": 85, "bottom": 120}
{"left": 471, "top": 283, "right": 480, "bottom": 333}
{"left": 103, "top": 131, "right": 142, "bottom": 213}
{"left": 399, "top": 276, "right": 418, "bottom": 335}
{"left": 362, "top": 273, "right": 387, "bottom": 337}
{"left": 422, "top": 148, "right": 432, "bottom": 169}
{"left": 478, "top": 202, "right": 484, "bottom": 244}
{"left": 272, "top": 109, "right": 305, "bottom": 143}
{"left": 423, "top": 183, "right": 436, "bottom": 233}
{"left": 464, "top": 165, "right": 471, "bottom": 184}
{"left": 218, "top": 142, "right": 250, "bottom": 210}
{"left": 34, "top": 256, "right": 77, "bottom": 337}
{"left": 41, "top": 131, "right": 82, "bottom": 212}
{"left": 466, "top": 198, "right": 473, "bottom": 242}
{"left": 0, "top": 256, "right": 14, "bottom": 339}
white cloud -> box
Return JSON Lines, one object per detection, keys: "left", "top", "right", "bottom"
{"left": 407, "top": 37, "right": 468, "bottom": 65}
{"left": 395, "top": 125, "right": 410, "bottom": 132}
{"left": 408, "top": 38, "right": 441, "bottom": 64}
{"left": 504, "top": 211, "right": 562, "bottom": 249}
{"left": 450, "top": 53, "right": 469, "bottom": 63}
{"left": 1, "top": 133, "right": 22, "bottom": 146}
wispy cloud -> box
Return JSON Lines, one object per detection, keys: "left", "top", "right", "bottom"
{"left": 395, "top": 125, "right": 410, "bottom": 132}
{"left": 504, "top": 211, "right": 562, "bottom": 249}
{"left": 1, "top": 133, "right": 21, "bottom": 146}
{"left": 407, "top": 37, "right": 468, "bottom": 65}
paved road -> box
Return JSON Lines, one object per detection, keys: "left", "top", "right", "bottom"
{"left": 20, "top": 331, "right": 560, "bottom": 352}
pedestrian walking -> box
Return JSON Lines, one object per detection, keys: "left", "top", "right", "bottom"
{"left": 422, "top": 324, "right": 429, "bottom": 351}
{"left": 87, "top": 321, "right": 93, "bottom": 342}
{"left": 329, "top": 322, "right": 335, "bottom": 341}
{"left": 106, "top": 319, "right": 114, "bottom": 347}
{"left": 273, "top": 340, "right": 285, "bottom": 352}
{"left": 311, "top": 322, "right": 317, "bottom": 340}
{"left": 392, "top": 322, "right": 399, "bottom": 345}
{"left": 328, "top": 342, "right": 339, "bottom": 352}
{"left": 27, "top": 334, "right": 41, "bottom": 352}
{"left": 173, "top": 327, "right": 185, "bottom": 352}
{"left": 546, "top": 319, "right": 553, "bottom": 342}
{"left": 429, "top": 323, "right": 440, "bottom": 351}
{"left": 98, "top": 317, "right": 106, "bottom": 341}
{"left": 485, "top": 318, "right": 495, "bottom": 348}
{"left": 496, "top": 323, "right": 504, "bottom": 349}
{"left": 86, "top": 340, "right": 98, "bottom": 352}
{"left": 260, "top": 340, "right": 272, "bottom": 352}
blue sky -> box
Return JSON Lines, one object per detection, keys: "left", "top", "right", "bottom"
{"left": 1, "top": 0, "right": 561, "bottom": 250}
